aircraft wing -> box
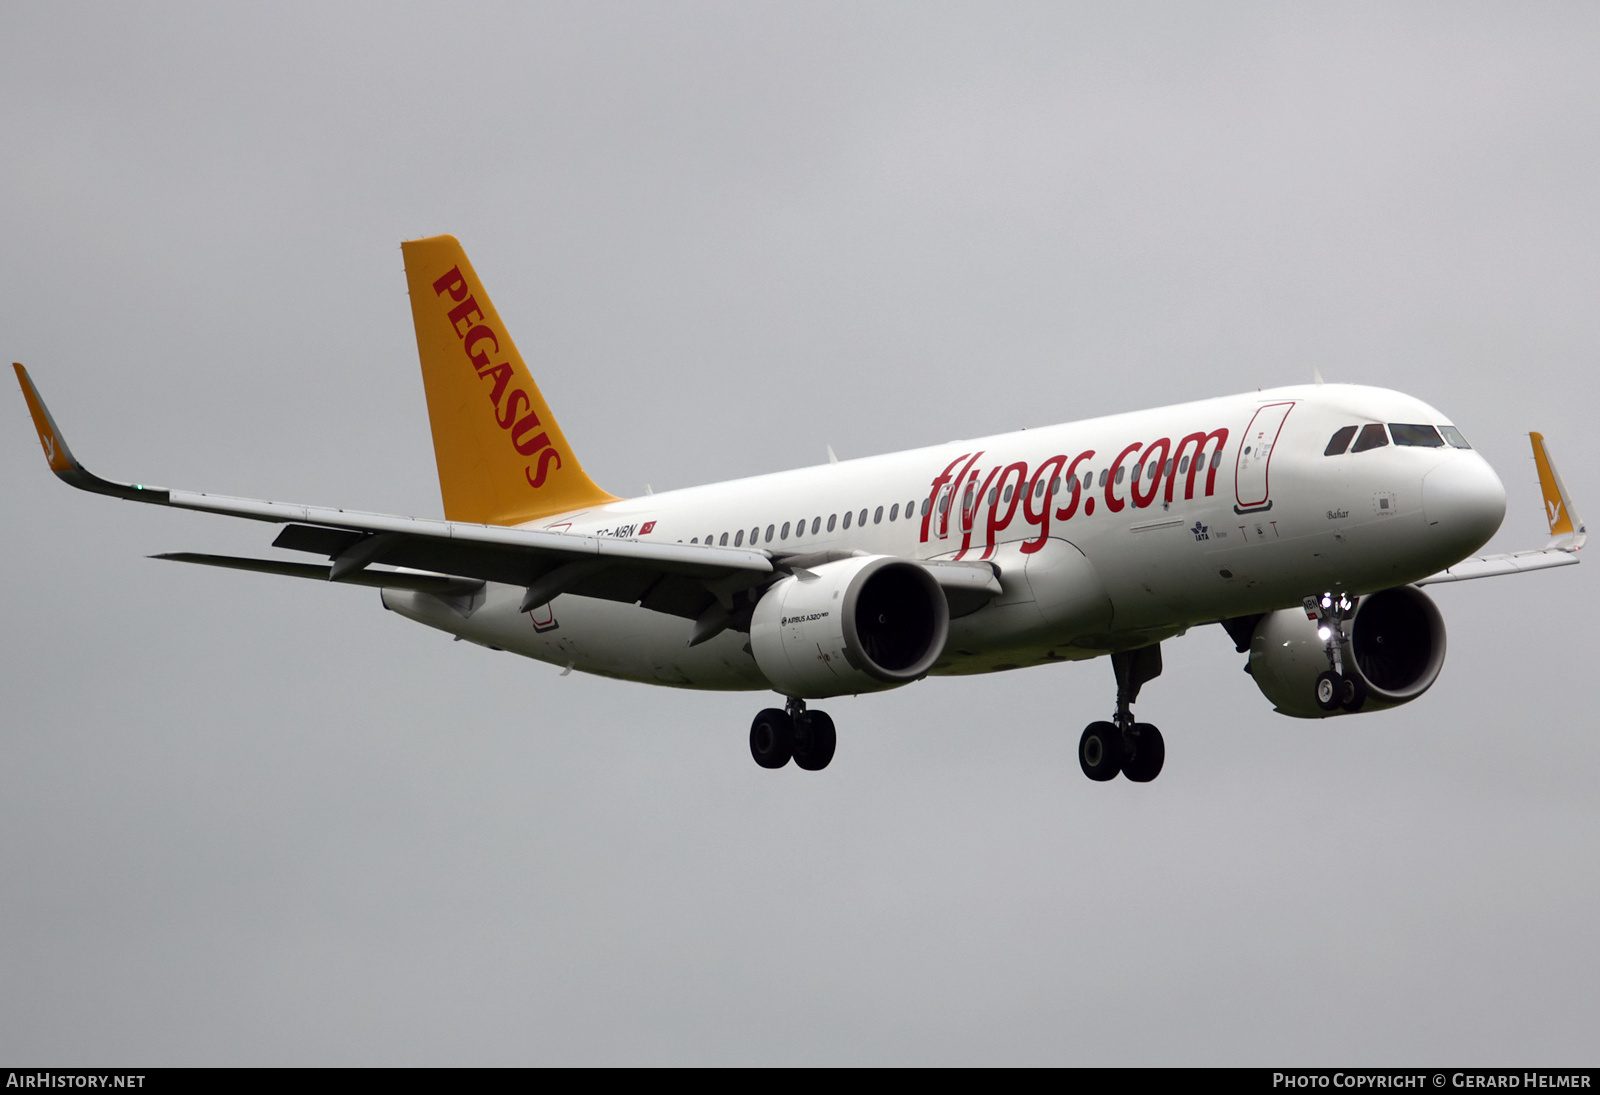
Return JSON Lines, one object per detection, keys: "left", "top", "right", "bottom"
{"left": 14, "top": 363, "right": 775, "bottom": 620}
{"left": 1414, "top": 547, "right": 1578, "bottom": 585}
{"left": 1416, "top": 431, "right": 1584, "bottom": 587}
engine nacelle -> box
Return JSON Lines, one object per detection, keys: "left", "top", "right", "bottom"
{"left": 1248, "top": 585, "right": 1448, "bottom": 718}
{"left": 750, "top": 555, "right": 949, "bottom": 698}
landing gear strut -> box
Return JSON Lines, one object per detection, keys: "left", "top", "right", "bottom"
{"left": 1080, "top": 644, "right": 1165, "bottom": 783}
{"left": 1306, "top": 592, "right": 1365, "bottom": 713}
{"left": 749, "top": 697, "right": 836, "bottom": 771}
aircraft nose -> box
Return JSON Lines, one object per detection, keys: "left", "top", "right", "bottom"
{"left": 1422, "top": 454, "right": 1505, "bottom": 555}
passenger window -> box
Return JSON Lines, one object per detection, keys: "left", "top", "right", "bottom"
{"left": 874, "top": 506, "right": 884, "bottom": 524}
{"left": 1440, "top": 425, "right": 1472, "bottom": 449}
{"left": 812, "top": 516, "right": 821, "bottom": 534}
{"left": 858, "top": 508, "right": 868, "bottom": 526}
{"left": 1098, "top": 469, "right": 1108, "bottom": 487}
{"left": 1390, "top": 423, "right": 1445, "bottom": 447}
{"left": 765, "top": 525, "right": 775, "bottom": 542}
{"left": 1324, "top": 425, "right": 1358, "bottom": 456}
{"left": 691, "top": 537, "right": 698, "bottom": 544}
{"left": 734, "top": 530, "right": 744, "bottom": 546}
{"left": 1179, "top": 456, "right": 1189, "bottom": 474}
{"left": 890, "top": 503, "right": 900, "bottom": 521}
{"left": 1003, "top": 485, "right": 1013, "bottom": 503}
{"left": 780, "top": 521, "right": 790, "bottom": 540}
{"left": 843, "top": 510, "right": 852, "bottom": 529}
{"left": 920, "top": 498, "right": 930, "bottom": 517}
{"left": 987, "top": 488, "right": 997, "bottom": 506}
{"left": 749, "top": 527, "right": 758, "bottom": 544}
{"left": 1351, "top": 424, "right": 1389, "bottom": 453}
{"left": 1163, "top": 460, "right": 1173, "bottom": 477}
{"left": 1132, "top": 462, "right": 1143, "bottom": 481}
{"left": 1210, "top": 451, "right": 1223, "bottom": 471}
{"left": 1115, "top": 467, "right": 1125, "bottom": 485}
{"left": 719, "top": 532, "right": 728, "bottom": 546}
{"left": 1084, "top": 472, "right": 1093, "bottom": 489}
{"left": 1051, "top": 477, "right": 1061, "bottom": 495}
{"left": 827, "top": 514, "right": 836, "bottom": 532}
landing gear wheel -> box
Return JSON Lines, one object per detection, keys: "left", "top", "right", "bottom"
{"left": 1315, "top": 671, "right": 1342, "bottom": 712}
{"left": 792, "top": 710, "right": 837, "bottom": 771}
{"left": 1079, "top": 721, "right": 1124, "bottom": 782}
{"left": 1339, "top": 674, "right": 1367, "bottom": 713}
{"left": 1122, "top": 723, "right": 1165, "bottom": 783}
{"left": 749, "top": 708, "right": 794, "bottom": 769}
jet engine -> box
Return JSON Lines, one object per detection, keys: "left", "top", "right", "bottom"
{"left": 750, "top": 555, "right": 949, "bottom": 698}
{"left": 1248, "top": 585, "right": 1447, "bottom": 718}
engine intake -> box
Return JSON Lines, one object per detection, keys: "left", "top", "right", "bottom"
{"left": 750, "top": 555, "right": 949, "bottom": 698}
{"left": 1248, "top": 585, "right": 1447, "bottom": 718}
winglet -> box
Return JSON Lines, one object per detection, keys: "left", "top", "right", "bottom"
{"left": 1531, "top": 431, "right": 1585, "bottom": 550}
{"left": 12, "top": 363, "right": 169, "bottom": 503}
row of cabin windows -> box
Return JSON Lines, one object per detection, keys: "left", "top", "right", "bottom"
{"left": 693, "top": 499, "right": 920, "bottom": 547}
{"left": 1324, "top": 423, "right": 1472, "bottom": 456}
{"left": 686, "top": 449, "right": 1228, "bottom": 548}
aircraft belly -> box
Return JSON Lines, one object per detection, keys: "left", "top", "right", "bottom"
{"left": 383, "top": 585, "right": 767, "bottom": 691}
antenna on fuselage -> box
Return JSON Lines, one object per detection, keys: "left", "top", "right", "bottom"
{"left": 1312, "top": 366, "right": 1326, "bottom": 385}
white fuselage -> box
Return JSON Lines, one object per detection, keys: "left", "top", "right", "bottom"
{"left": 382, "top": 383, "right": 1506, "bottom": 693}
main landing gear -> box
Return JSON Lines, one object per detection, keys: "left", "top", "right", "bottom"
{"left": 1306, "top": 592, "right": 1366, "bottom": 714}
{"left": 750, "top": 697, "right": 836, "bottom": 771}
{"left": 1079, "top": 644, "right": 1166, "bottom": 783}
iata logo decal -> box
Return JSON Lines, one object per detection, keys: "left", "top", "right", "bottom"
{"left": 1190, "top": 521, "right": 1209, "bottom": 541}
{"left": 431, "top": 265, "right": 563, "bottom": 490}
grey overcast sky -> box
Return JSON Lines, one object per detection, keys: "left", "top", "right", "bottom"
{"left": 2, "top": 2, "right": 1596, "bottom": 1066}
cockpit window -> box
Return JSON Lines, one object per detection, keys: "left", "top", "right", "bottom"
{"left": 1389, "top": 423, "right": 1445, "bottom": 448}
{"left": 1324, "top": 425, "right": 1358, "bottom": 456}
{"left": 1439, "top": 425, "right": 1472, "bottom": 449}
{"left": 1351, "top": 423, "right": 1389, "bottom": 453}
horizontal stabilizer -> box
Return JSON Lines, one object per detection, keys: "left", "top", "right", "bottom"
{"left": 153, "top": 553, "right": 486, "bottom": 595}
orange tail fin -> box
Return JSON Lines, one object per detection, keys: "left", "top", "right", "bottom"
{"left": 402, "top": 234, "right": 618, "bottom": 526}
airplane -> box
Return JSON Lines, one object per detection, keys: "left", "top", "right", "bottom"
{"left": 13, "top": 234, "right": 1586, "bottom": 782}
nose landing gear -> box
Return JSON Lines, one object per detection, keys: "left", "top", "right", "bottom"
{"left": 749, "top": 697, "right": 836, "bottom": 771}
{"left": 1307, "top": 593, "right": 1365, "bottom": 713}
{"left": 1079, "top": 644, "right": 1166, "bottom": 783}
